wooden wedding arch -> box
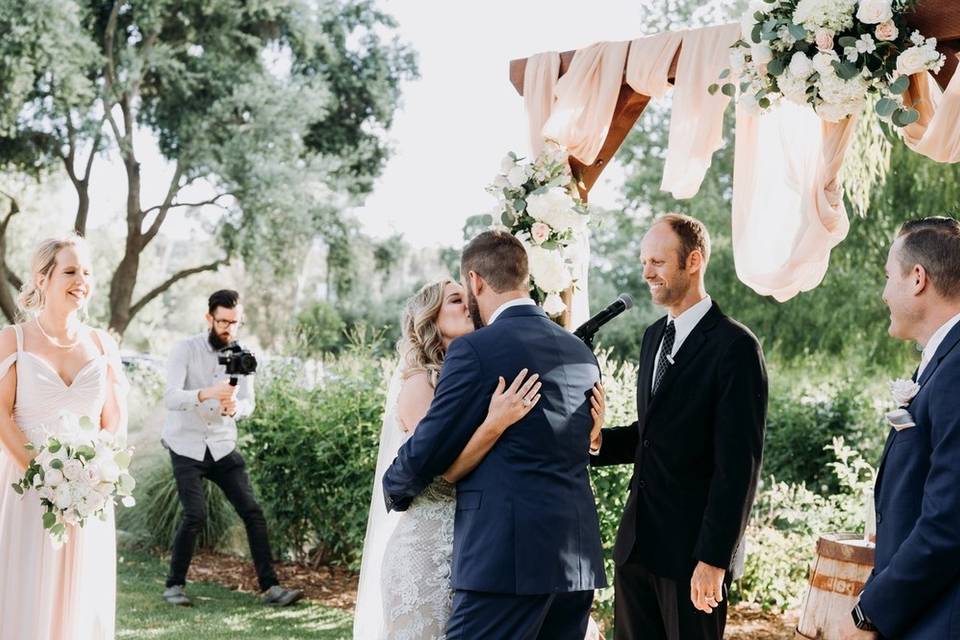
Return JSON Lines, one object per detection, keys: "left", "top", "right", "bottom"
{"left": 508, "top": 0, "right": 960, "bottom": 197}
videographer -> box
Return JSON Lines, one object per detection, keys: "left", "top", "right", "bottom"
{"left": 160, "top": 289, "right": 302, "bottom": 607}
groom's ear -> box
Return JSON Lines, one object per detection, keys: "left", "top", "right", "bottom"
{"left": 912, "top": 264, "right": 929, "bottom": 296}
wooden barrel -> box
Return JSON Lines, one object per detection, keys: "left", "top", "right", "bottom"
{"left": 795, "top": 533, "right": 876, "bottom": 640}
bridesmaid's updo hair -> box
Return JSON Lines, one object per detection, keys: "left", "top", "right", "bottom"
{"left": 17, "top": 233, "right": 88, "bottom": 318}
{"left": 398, "top": 278, "right": 455, "bottom": 388}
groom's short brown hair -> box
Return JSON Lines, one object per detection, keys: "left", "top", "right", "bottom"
{"left": 897, "top": 216, "right": 960, "bottom": 299}
{"left": 461, "top": 230, "right": 529, "bottom": 293}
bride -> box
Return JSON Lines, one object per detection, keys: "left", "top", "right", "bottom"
{"left": 354, "top": 278, "right": 605, "bottom": 639}
{"left": 0, "top": 234, "right": 129, "bottom": 639}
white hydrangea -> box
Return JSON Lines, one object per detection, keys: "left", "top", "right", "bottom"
{"left": 793, "top": 0, "right": 857, "bottom": 33}
{"left": 526, "top": 187, "right": 580, "bottom": 233}
{"left": 778, "top": 68, "right": 810, "bottom": 105}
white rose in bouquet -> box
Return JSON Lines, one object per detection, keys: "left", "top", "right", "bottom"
{"left": 542, "top": 293, "right": 567, "bottom": 317}
{"left": 53, "top": 484, "right": 73, "bottom": 511}
{"left": 45, "top": 468, "right": 65, "bottom": 487}
{"left": 526, "top": 245, "right": 573, "bottom": 293}
{"left": 500, "top": 154, "right": 517, "bottom": 174}
{"left": 507, "top": 165, "right": 528, "bottom": 189}
{"left": 896, "top": 45, "right": 941, "bottom": 76}
{"left": 751, "top": 43, "right": 774, "bottom": 65}
{"left": 856, "top": 0, "right": 893, "bottom": 25}
{"left": 789, "top": 52, "right": 814, "bottom": 79}
{"left": 527, "top": 188, "right": 578, "bottom": 231}
{"left": 61, "top": 459, "right": 83, "bottom": 482}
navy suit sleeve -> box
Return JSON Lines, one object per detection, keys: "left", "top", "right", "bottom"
{"left": 382, "top": 337, "right": 489, "bottom": 512}
{"left": 694, "top": 333, "right": 767, "bottom": 569}
{"left": 859, "top": 363, "right": 960, "bottom": 637}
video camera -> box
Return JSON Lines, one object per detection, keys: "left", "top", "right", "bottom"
{"left": 217, "top": 344, "right": 258, "bottom": 386}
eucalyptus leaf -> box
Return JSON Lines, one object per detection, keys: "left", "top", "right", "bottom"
{"left": 721, "top": 83, "right": 736, "bottom": 97}
{"left": 719, "top": 68, "right": 730, "bottom": 80}
{"left": 759, "top": 97, "right": 771, "bottom": 109}
{"left": 767, "top": 58, "right": 785, "bottom": 76}
{"left": 889, "top": 75, "right": 910, "bottom": 94}
{"left": 513, "top": 198, "right": 526, "bottom": 212}
{"left": 892, "top": 108, "right": 919, "bottom": 127}
{"left": 708, "top": 83, "right": 719, "bottom": 95}
{"left": 838, "top": 36, "right": 858, "bottom": 48}
{"left": 42, "top": 512, "right": 56, "bottom": 529}
{"left": 788, "top": 24, "right": 806, "bottom": 40}
{"left": 12, "top": 483, "right": 22, "bottom": 495}
{"left": 875, "top": 97, "right": 897, "bottom": 117}
{"left": 50, "top": 459, "right": 63, "bottom": 470}
{"left": 752, "top": 24, "right": 763, "bottom": 44}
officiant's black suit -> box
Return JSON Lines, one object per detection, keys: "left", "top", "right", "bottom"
{"left": 592, "top": 302, "right": 767, "bottom": 640}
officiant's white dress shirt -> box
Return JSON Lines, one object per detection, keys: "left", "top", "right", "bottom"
{"left": 918, "top": 311, "right": 960, "bottom": 378}
{"left": 162, "top": 333, "right": 255, "bottom": 461}
{"left": 651, "top": 295, "right": 712, "bottom": 391}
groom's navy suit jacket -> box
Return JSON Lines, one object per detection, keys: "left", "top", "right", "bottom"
{"left": 382, "top": 304, "right": 607, "bottom": 594}
{"left": 859, "top": 321, "right": 960, "bottom": 639}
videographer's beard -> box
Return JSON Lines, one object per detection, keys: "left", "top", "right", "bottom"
{"left": 465, "top": 282, "right": 485, "bottom": 331}
{"left": 208, "top": 328, "right": 234, "bottom": 351}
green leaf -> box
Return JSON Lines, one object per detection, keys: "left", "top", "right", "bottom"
{"left": 788, "top": 24, "right": 806, "bottom": 41}
{"left": 48, "top": 441, "right": 61, "bottom": 453}
{"left": 541, "top": 240, "right": 558, "bottom": 250}
{"left": 479, "top": 214, "right": 493, "bottom": 226}
{"left": 708, "top": 83, "right": 719, "bottom": 95}
{"left": 889, "top": 75, "right": 910, "bottom": 94}
{"left": 721, "top": 83, "right": 736, "bottom": 97}
{"left": 759, "top": 97, "right": 771, "bottom": 109}
{"left": 719, "top": 68, "right": 730, "bottom": 80}
{"left": 892, "top": 108, "right": 919, "bottom": 127}
{"left": 11, "top": 483, "right": 22, "bottom": 495}
{"left": 835, "top": 61, "right": 860, "bottom": 80}
{"left": 50, "top": 523, "right": 65, "bottom": 538}
{"left": 767, "top": 58, "right": 786, "bottom": 76}
{"left": 875, "top": 97, "right": 897, "bottom": 117}
{"left": 838, "top": 36, "right": 858, "bottom": 48}
{"left": 42, "top": 511, "right": 56, "bottom": 529}
{"left": 512, "top": 198, "right": 526, "bottom": 212}
{"left": 50, "top": 459, "right": 63, "bottom": 470}
{"left": 753, "top": 11, "right": 765, "bottom": 22}
{"left": 751, "top": 24, "right": 763, "bottom": 44}
{"left": 76, "top": 445, "right": 96, "bottom": 461}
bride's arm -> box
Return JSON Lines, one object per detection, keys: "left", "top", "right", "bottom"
{"left": 96, "top": 330, "right": 128, "bottom": 434}
{"left": 441, "top": 369, "right": 541, "bottom": 483}
{"left": 0, "top": 328, "right": 30, "bottom": 471}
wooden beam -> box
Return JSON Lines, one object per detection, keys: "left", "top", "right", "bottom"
{"left": 905, "top": 0, "right": 960, "bottom": 42}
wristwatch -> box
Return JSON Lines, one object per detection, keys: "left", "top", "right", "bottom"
{"left": 852, "top": 603, "right": 877, "bottom": 631}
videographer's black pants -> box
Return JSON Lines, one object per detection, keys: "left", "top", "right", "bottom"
{"left": 165, "top": 448, "right": 279, "bottom": 591}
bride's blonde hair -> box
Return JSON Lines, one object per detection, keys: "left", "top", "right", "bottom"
{"left": 398, "top": 278, "right": 456, "bottom": 387}
{"left": 17, "top": 233, "right": 89, "bottom": 319}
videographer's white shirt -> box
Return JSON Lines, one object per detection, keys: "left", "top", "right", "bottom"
{"left": 162, "top": 333, "right": 255, "bottom": 461}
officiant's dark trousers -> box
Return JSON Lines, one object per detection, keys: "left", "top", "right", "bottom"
{"left": 446, "top": 589, "right": 593, "bottom": 640}
{"left": 614, "top": 547, "right": 731, "bottom": 640}
{"left": 165, "top": 447, "right": 278, "bottom": 591}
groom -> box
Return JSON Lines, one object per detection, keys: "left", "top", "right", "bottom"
{"left": 852, "top": 216, "right": 960, "bottom": 638}
{"left": 383, "top": 230, "right": 606, "bottom": 639}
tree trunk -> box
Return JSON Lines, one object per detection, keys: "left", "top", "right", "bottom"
{"left": 0, "top": 195, "right": 21, "bottom": 323}
{"left": 74, "top": 183, "right": 90, "bottom": 236}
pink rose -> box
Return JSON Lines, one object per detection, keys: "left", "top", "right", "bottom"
{"left": 815, "top": 28, "right": 835, "bottom": 51}
{"left": 530, "top": 222, "right": 551, "bottom": 245}
{"left": 875, "top": 20, "right": 898, "bottom": 42}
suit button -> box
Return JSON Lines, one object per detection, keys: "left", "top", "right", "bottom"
{"left": 643, "top": 439, "right": 650, "bottom": 448}
{"left": 638, "top": 480, "right": 647, "bottom": 489}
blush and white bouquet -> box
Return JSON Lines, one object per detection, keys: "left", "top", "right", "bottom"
{"left": 485, "top": 142, "right": 591, "bottom": 317}
{"left": 11, "top": 412, "right": 136, "bottom": 547}
{"left": 711, "top": 0, "right": 945, "bottom": 125}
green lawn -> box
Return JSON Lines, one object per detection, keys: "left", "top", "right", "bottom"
{"left": 117, "top": 551, "right": 353, "bottom": 639}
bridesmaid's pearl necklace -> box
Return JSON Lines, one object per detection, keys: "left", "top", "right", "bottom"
{"left": 34, "top": 317, "right": 81, "bottom": 350}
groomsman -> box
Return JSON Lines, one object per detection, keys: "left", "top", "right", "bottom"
{"left": 852, "top": 217, "right": 960, "bottom": 638}
{"left": 592, "top": 214, "right": 767, "bottom": 640}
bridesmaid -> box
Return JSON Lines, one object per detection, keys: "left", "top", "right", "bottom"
{"left": 0, "top": 234, "right": 128, "bottom": 640}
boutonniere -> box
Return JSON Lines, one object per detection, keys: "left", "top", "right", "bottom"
{"left": 885, "top": 378, "right": 920, "bottom": 431}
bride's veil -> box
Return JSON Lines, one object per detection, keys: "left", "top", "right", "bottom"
{"left": 353, "top": 358, "right": 409, "bottom": 639}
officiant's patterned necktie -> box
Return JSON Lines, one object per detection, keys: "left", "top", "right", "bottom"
{"left": 653, "top": 321, "right": 676, "bottom": 394}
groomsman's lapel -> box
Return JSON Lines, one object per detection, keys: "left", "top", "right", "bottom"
{"left": 876, "top": 321, "right": 960, "bottom": 493}
{"left": 645, "top": 303, "right": 723, "bottom": 417}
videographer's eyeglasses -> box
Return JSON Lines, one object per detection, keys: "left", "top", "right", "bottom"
{"left": 213, "top": 319, "right": 244, "bottom": 330}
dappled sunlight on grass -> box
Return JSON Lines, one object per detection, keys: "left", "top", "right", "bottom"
{"left": 117, "top": 551, "right": 351, "bottom": 639}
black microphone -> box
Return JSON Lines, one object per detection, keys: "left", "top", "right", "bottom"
{"left": 574, "top": 294, "right": 634, "bottom": 346}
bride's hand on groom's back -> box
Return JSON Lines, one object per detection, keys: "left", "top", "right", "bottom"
{"left": 486, "top": 369, "right": 541, "bottom": 434}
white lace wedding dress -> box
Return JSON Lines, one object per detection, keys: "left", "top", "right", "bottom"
{"left": 380, "top": 476, "right": 456, "bottom": 639}
{"left": 0, "top": 324, "right": 127, "bottom": 640}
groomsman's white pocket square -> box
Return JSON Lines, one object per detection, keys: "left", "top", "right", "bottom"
{"left": 885, "top": 408, "right": 916, "bottom": 431}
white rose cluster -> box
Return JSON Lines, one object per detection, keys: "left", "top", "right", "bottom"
{"left": 12, "top": 412, "right": 136, "bottom": 547}
{"left": 896, "top": 33, "right": 946, "bottom": 76}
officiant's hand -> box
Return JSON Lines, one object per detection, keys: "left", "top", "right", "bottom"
{"left": 589, "top": 383, "right": 605, "bottom": 453}
{"left": 690, "top": 561, "right": 726, "bottom": 613}
{"left": 486, "top": 369, "right": 541, "bottom": 434}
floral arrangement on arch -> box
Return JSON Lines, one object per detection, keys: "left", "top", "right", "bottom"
{"left": 710, "top": 0, "right": 946, "bottom": 125}
{"left": 485, "top": 141, "right": 590, "bottom": 318}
